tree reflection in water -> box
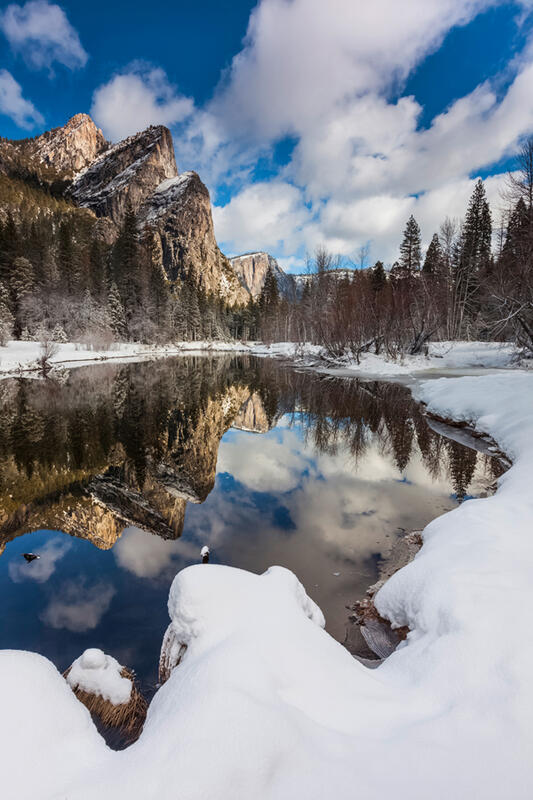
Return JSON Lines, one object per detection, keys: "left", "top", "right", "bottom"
{"left": 0, "top": 357, "right": 504, "bottom": 679}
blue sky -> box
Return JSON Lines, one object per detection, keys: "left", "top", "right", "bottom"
{"left": 1, "top": 0, "right": 533, "bottom": 270}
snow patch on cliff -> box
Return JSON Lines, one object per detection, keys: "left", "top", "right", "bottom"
{"left": 141, "top": 172, "right": 195, "bottom": 222}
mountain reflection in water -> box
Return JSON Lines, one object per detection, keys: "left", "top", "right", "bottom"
{"left": 0, "top": 356, "right": 502, "bottom": 685}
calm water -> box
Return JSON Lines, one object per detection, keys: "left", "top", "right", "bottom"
{"left": 0, "top": 356, "right": 501, "bottom": 689}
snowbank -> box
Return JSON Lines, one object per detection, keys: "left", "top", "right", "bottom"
{"left": 0, "top": 339, "right": 252, "bottom": 376}
{"left": 1, "top": 372, "right": 532, "bottom": 799}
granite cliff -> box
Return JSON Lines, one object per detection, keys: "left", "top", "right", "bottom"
{"left": 0, "top": 114, "right": 248, "bottom": 306}
{"left": 230, "top": 251, "right": 294, "bottom": 299}
{"left": 70, "top": 124, "right": 176, "bottom": 223}
{"left": 138, "top": 171, "right": 248, "bottom": 304}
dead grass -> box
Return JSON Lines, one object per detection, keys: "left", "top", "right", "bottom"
{"left": 64, "top": 666, "right": 147, "bottom": 743}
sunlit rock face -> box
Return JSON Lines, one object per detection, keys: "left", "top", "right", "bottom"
{"left": 160, "top": 386, "right": 250, "bottom": 504}
{"left": 62, "top": 118, "right": 247, "bottom": 305}
{"left": 33, "top": 114, "right": 109, "bottom": 176}
{"left": 0, "top": 114, "right": 109, "bottom": 181}
{"left": 233, "top": 392, "right": 273, "bottom": 433}
{"left": 138, "top": 172, "right": 249, "bottom": 305}
{"left": 1, "top": 113, "right": 248, "bottom": 305}
{"left": 55, "top": 495, "right": 123, "bottom": 549}
{"left": 0, "top": 480, "right": 123, "bottom": 553}
{"left": 70, "top": 125, "right": 178, "bottom": 225}
{"left": 230, "top": 251, "right": 294, "bottom": 299}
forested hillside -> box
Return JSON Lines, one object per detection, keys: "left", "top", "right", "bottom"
{"left": 0, "top": 116, "right": 253, "bottom": 346}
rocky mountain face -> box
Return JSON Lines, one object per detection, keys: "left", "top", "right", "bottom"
{"left": 1, "top": 114, "right": 249, "bottom": 306}
{"left": 0, "top": 113, "right": 108, "bottom": 181}
{"left": 232, "top": 392, "right": 273, "bottom": 433}
{"left": 138, "top": 172, "right": 248, "bottom": 304}
{"left": 32, "top": 113, "right": 109, "bottom": 177}
{"left": 70, "top": 124, "right": 177, "bottom": 224}
{"left": 230, "top": 251, "right": 295, "bottom": 299}
{"left": 0, "top": 382, "right": 250, "bottom": 549}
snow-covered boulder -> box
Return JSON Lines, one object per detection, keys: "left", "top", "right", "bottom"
{"left": 66, "top": 648, "right": 132, "bottom": 705}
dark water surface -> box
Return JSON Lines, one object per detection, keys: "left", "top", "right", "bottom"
{"left": 0, "top": 356, "right": 501, "bottom": 688}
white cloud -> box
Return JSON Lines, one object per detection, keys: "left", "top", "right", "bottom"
{"left": 0, "top": 68, "right": 43, "bottom": 128}
{"left": 88, "top": 0, "right": 533, "bottom": 261}
{"left": 40, "top": 579, "right": 115, "bottom": 632}
{"left": 205, "top": 0, "right": 533, "bottom": 262}
{"left": 210, "top": 0, "right": 496, "bottom": 144}
{"left": 218, "top": 427, "right": 309, "bottom": 492}
{"left": 114, "top": 527, "right": 198, "bottom": 579}
{"left": 0, "top": 1, "right": 88, "bottom": 71}
{"left": 213, "top": 180, "right": 312, "bottom": 257}
{"left": 8, "top": 537, "right": 71, "bottom": 583}
{"left": 91, "top": 66, "right": 194, "bottom": 143}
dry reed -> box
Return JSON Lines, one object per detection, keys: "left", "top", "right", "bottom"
{"left": 64, "top": 666, "right": 148, "bottom": 742}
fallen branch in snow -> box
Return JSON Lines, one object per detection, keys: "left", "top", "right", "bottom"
{"left": 347, "top": 531, "right": 422, "bottom": 659}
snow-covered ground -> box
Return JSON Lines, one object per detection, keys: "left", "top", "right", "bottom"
{"left": 0, "top": 339, "right": 252, "bottom": 376}
{"left": 252, "top": 339, "right": 525, "bottom": 374}
{"left": 1, "top": 369, "right": 532, "bottom": 799}
{"left": 0, "top": 338, "right": 524, "bottom": 378}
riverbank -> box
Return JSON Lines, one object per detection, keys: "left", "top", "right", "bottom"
{"left": 0, "top": 339, "right": 253, "bottom": 376}
{"left": 251, "top": 339, "right": 528, "bottom": 374}
{"left": 0, "top": 337, "right": 526, "bottom": 379}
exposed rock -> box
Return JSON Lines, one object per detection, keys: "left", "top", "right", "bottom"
{"left": 0, "top": 383, "right": 250, "bottom": 552}
{"left": 70, "top": 125, "right": 178, "bottom": 226}
{"left": 230, "top": 251, "right": 294, "bottom": 299}
{"left": 88, "top": 472, "right": 187, "bottom": 540}
{"left": 160, "top": 386, "right": 250, "bottom": 503}
{"left": 2, "top": 113, "right": 248, "bottom": 306}
{"left": 233, "top": 392, "right": 273, "bottom": 433}
{"left": 59, "top": 495, "right": 124, "bottom": 549}
{"left": 93, "top": 216, "right": 119, "bottom": 246}
{"left": 0, "top": 114, "right": 108, "bottom": 182}
{"left": 32, "top": 114, "right": 109, "bottom": 177}
{"left": 291, "top": 268, "right": 356, "bottom": 298}
{"left": 138, "top": 172, "right": 249, "bottom": 304}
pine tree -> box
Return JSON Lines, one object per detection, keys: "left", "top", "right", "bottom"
{"left": 89, "top": 237, "right": 107, "bottom": 298}
{"left": 259, "top": 265, "right": 280, "bottom": 310}
{"left": 10, "top": 256, "right": 35, "bottom": 337}
{"left": 57, "top": 219, "right": 75, "bottom": 290}
{"left": 187, "top": 284, "right": 202, "bottom": 340}
{"left": 0, "top": 212, "right": 19, "bottom": 285}
{"left": 502, "top": 198, "right": 529, "bottom": 261}
{"left": 0, "top": 280, "right": 14, "bottom": 345}
{"left": 422, "top": 233, "right": 442, "bottom": 277}
{"left": 170, "top": 283, "right": 187, "bottom": 341}
{"left": 110, "top": 204, "right": 144, "bottom": 330}
{"left": 455, "top": 178, "right": 492, "bottom": 333}
{"left": 370, "top": 260, "right": 387, "bottom": 291}
{"left": 51, "top": 323, "right": 67, "bottom": 343}
{"left": 399, "top": 215, "right": 422, "bottom": 274}
{"left": 108, "top": 282, "right": 126, "bottom": 339}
